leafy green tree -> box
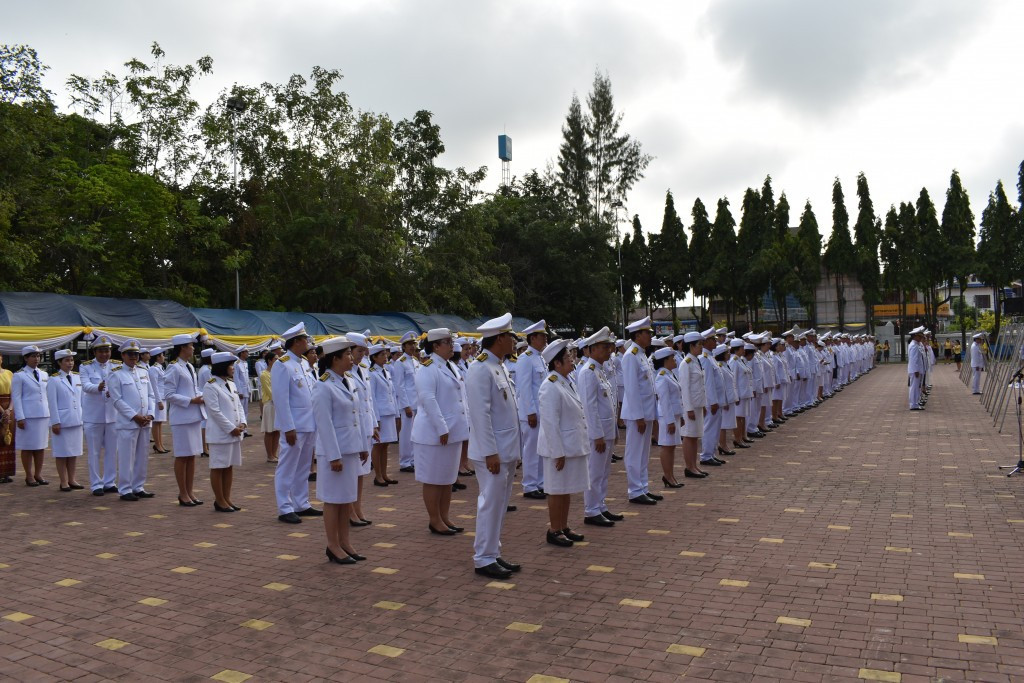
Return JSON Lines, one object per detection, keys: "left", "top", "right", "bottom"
{"left": 0, "top": 44, "right": 51, "bottom": 104}
{"left": 977, "top": 180, "right": 1017, "bottom": 337}
{"left": 707, "top": 198, "right": 738, "bottom": 327}
{"left": 823, "top": 178, "right": 854, "bottom": 329}
{"left": 940, "top": 170, "right": 976, "bottom": 349}
{"left": 913, "top": 188, "right": 943, "bottom": 331}
{"left": 794, "top": 201, "right": 822, "bottom": 326}
{"left": 650, "top": 190, "right": 689, "bottom": 330}
{"left": 556, "top": 94, "right": 590, "bottom": 218}
{"left": 688, "top": 198, "right": 713, "bottom": 325}
{"left": 736, "top": 186, "right": 771, "bottom": 326}
{"left": 853, "top": 172, "right": 881, "bottom": 332}
{"left": 765, "top": 191, "right": 798, "bottom": 327}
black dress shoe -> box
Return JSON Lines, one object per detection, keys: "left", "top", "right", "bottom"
{"left": 475, "top": 562, "right": 512, "bottom": 579}
{"left": 69, "top": 483, "right": 85, "bottom": 490}
{"left": 611, "top": 455, "right": 622, "bottom": 462}
{"left": 201, "top": 452, "right": 210, "bottom": 458}
{"left": 585, "top": 514, "right": 615, "bottom": 527}
{"left": 496, "top": 557, "right": 521, "bottom": 572}
{"left": 602, "top": 510, "right": 624, "bottom": 521}
{"left": 385, "top": 478, "right": 398, "bottom": 485}
{"left": 684, "top": 469, "right": 708, "bottom": 478}
{"left": 190, "top": 498, "right": 204, "bottom": 505}
{"left": 59, "top": 485, "right": 72, "bottom": 492}
{"left": 134, "top": 490, "right": 155, "bottom": 498}
{"left": 743, "top": 438, "right": 755, "bottom": 444}
{"left": 326, "top": 547, "right": 357, "bottom": 565}
{"left": 103, "top": 486, "right": 118, "bottom": 493}
{"left": 214, "top": 502, "right": 235, "bottom": 512}
{"left": 523, "top": 490, "right": 546, "bottom": 499}
{"left": 629, "top": 495, "right": 657, "bottom": 505}
{"left": 296, "top": 507, "right": 323, "bottom": 517}
{"left": 346, "top": 552, "right": 367, "bottom": 562}
{"left": 120, "top": 492, "right": 138, "bottom": 501}
{"left": 562, "top": 528, "right": 585, "bottom": 542}
{"left": 446, "top": 524, "right": 465, "bottom": 533}
{"left": 278, "top": 512, "right": 302, "bottom": 524}
{"left": 733, "top": 442, "right": 750, "bottom": 449}
{"left": 308, "top": 473, "right": 316, "bottom": 482}
{"left": 178, "top": 497, "right": 196, "bottom": 507}
{"left": 506, "top": 505, "right": 517, "bottom": 512}
{"left": 349, "top": 519, "right": 371, "bottom": 527}
{"left": 399, "top": 466, "right": 415, "bottom": 473}
{"left": 718, "top": 447, "right": 736, "bottom": 456}
{"left": 711, "top": 457, "right": 727, "bottom": 465}
{"left": 230, "top": 505, "right": 242, "bottom": 511}
{"left": 429, "top": 524, "right": 456, "bottom": 535}
{"left": 35, "top": 478, "right": 49, "bottom": 486}
{"left": 373, "top": 479, "right": 389, "bottom": 487}
{"left": 645, "top": 492, "right": 664, "bottom": 501}
{"left": 547, "top": 529, "right": 574, "bottom": 546}
{"left": 701, "top": 459, "right": 723, "bottom": 466}
{"left": 452, "top": 481, "right": 467, "bottom": 491}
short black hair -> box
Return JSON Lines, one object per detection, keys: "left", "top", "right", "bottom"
{"left": 422, "top": 338, "right": 442, "bottom": 356}
{"left": 653, "top": 355, "right": 670, "bottom": 370}
{"left": 317, "top": 349, "right": 349, "bottom": 375}
{"left": 211, "top": 360, "right": 233, "bottom": 378}
{"left": 167, "top": 343, "right": 188, "bottom": 361}
{"left": 481, "top": 335, "right": 499, "bottom": 350}
{"left": 284, "top": 336, "right": 301, "bottom": 350}
{"left": 546, "top": 346, "right": 568, "bottom": 372}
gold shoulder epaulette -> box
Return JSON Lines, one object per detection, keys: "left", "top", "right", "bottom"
{"left": 547, "top": 374, "right": 557, "bottom": 382}
{"left": 717, "top": 361, "right": 723, "bottom": 367}
{"left": 630, "top": 346, "right": 639, "bottom": 355}
{"left": 207, "top": 378, "right": 216, "bottom": 383}
{"left": 112, "top": 365, "right": 122, "bottom": 371}
{"left": 399, "top": 356, "right": 406, "bottom": 362}
{"left": 508, "top": 355, "right": 517, "bottom": 362}
{"left": 320, "top": 372, "right": 329, "bottom": 381}
{"left": 279, "top": 355, "right": 289, "bottom": 362}
{"left": 476, "top": 353, "right": 488, "bottom": 362}
{"left": 50, "top": 371, "right": 60, "bottom": 377}
{"left": 658, "top": 369, "right": 666, "bottom": 375}
{"left": 82, "top": 359, "right": 94, "bottom": 366}
{"left": 112, "top": 360, "right": 123, "bottom": 365}
{"left": 588, "top": 363, "right": 596, "bottom": 371}
{"left": 685, "top": 356, "right": 693, "bottom": 363}
{"left": 524, "top": 350, "right": 533, "bottom": 356}
{"left": 421, "top": 358, "right": 434, "bottom": 367}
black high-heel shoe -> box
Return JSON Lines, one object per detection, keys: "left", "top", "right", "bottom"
{"left": 190, "top": 498, "right": 204, "bottom": 505}
{"left": 429, "top": 524, "right": 456, "bottom": 536}
{"left": 661, "top": 476, "right": 684, "bottom": 489}
{"left": 384, "top": 478, "right": 398, "bottom": 485}
{"left": 718, "top": 447, "right": 736, "bottom": 456}
{"left": 345, "top": 552, "right": 366, "bottom": 561}
{"left": 229, "top": 504, "right": 242, "bottom": 511}
{"left": 178, "top": 497, "right": 196, "bottom": 507}
{"left": 326, "top": 547, "right": 357, "bottom": 565}
{"left": 446, "top": 524, "right": 465, "bottom": 533}
{"left": 349, "top": 519, "right": 370, "bottom": 527}
{"left": 214, "top": 502, "right": 235, "bottom": 512}
{"left": 372, "top": 479, "right": 389, "bottom": 487}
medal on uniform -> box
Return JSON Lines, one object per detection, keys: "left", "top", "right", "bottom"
{"left": 503, "top": 389, "right": 508, "bottom": 400}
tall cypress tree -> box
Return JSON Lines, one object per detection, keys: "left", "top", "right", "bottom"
{"left": 914, "top": 188, "right": 943, "bottom": 331}
{"left": 853, "top": 172, "right": 881, "bottom": 332}
{"left": 708, "top": 197, "right": 738, "bottom": 327}
{"left": 737, "top": 187, "right": 766, "bottom": 326}
{"left": 977, "top": 181, "right": 1016, "bottom": 337}
{"left": 823, "top": 178, "right": 854, "bottom": 329}
{"left": 556, "top": 94, "right": 590, "bottom": 218}
{"left": 795, "top": 201, "right": 822, "bottom": 326}
{"left": 689, "top": 198, "right": 713, "bottom": 325}
{"left": 940, "top": 170, "right": 975, "bottom": 348}
{"left": 652, "top": 190, "right": 689, "bottom": 330}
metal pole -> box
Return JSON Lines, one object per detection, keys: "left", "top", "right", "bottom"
{"left": 613, "top": 201, "right": 625, "bottom": 337}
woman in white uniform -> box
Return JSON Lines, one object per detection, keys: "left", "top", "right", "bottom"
{"left": 12, "top": 345, "right": 49, "bottom": 486}
{"left": 715, "top": 344, "right": 738, "bottom": 456}
{"left": 347, "top": 334, "right": 378, "bottom": 526}
{"left": 728, "top": 339, "right": 752, "bottom": 451}
{"left": 678, "top": 332, "right": 707, "bottom": 479}
{"left": 203, "top": 351, "right": 246, "bottom": 512}
{"left": 163, "top": 334, "right": 207, "bottom": 506}
{"left": 412, "top": 328, "right": 469, "bottom": 535}
{"left": 368, "top": 343, "right": 399, "bottom": 486}
{"left": 537, "top": 339, "right": 589, "bottom": 547}
{"left": 46, "top": 348, "right": 84, "bottom": 490}
{"left": 313, "top": 336, "right": 369, "bottom": 565}
{"left": 653, "top": 347, "right": 683, "bottom": 488}
{"left": 147, "top": 347, "right": 169, "bottom": 453}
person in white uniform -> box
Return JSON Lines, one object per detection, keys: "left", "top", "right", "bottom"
{"left": 970, "top": 332, "right": 986, "bottom": 395}
{"left": 313, "top": 336, "right": 370, "bottom": 565}
{"left": 537, "top": 339, "right": 589, "bottom": 547}
{"left": 234, "top": 345, "right": 252, "bottom": 436}
{"left": 907, "top": 327, "right": 926, "bottom": 410}
{"left": 271, "top": 323, "right": 322, "bottom": 524}
{"left": 347, "top": 333, "right": 378, "bottom": 525}
{"left": 147, "top": 347, "right": 169, "bottom": 453}
{"left": 620, "top": 316, "right": 661, "bottom": 505}
{"left": 46, "top": 348, "right": 84, "bottom": 490}
{"left": 164, "top": 333, "right": 207, "bottom": 506}
{"left": 12, "top": 345, "right": 50, "bottom": 486}
{"left": 80, "top": 336, "right": 120, "bottom": 494}
{"left": 392, "top": 331, "right": 420, "bottom": 473}
{"left": 197, "top": 347, "right": 214, "bottom": 457}
{"left": 517, "top": 320, "right": 548, "bottom": 499}
{"left": 578, "top": 327, "right": 623, "bottom": 528}
{"left": 368, "top": 343, "right": 399, "bottom": 486}
{"left": 678, "top": 331, "right": 708, "bottom": 479}
{"left": 697, "top": 328, "right": 727, "bottom": 468}
{"left": 413, "top": 328, "right": 469, "bottom": 535}
{"left": 466, "top": 313, "right": 522, "bottom": 579}
{"left": 203, "top": 351, "right": 247, "bottom": 512}
{"left": 653, "top": 346, "right": 683, "bottom": 487}
{"left": 108, "top": 339, "right": 155, "bottom": 501}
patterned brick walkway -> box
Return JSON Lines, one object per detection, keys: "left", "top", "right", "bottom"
{"left": 3, "top": 362, "right": 1024, "bottom": 682}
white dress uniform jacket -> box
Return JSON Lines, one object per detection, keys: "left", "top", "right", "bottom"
{"left": 12, "top": 365, "right": 49, "bottom": 420}
{"left": 466, "top": 350, "right": 521, "bottom": 462}
{"left": 163, "top": 359, "right": 207, "bottom": 424}
{"left": 47, "top": 370, "right": 83, "bottom": 428}
{"left": 537, "top": 372, "right": 588, "bottom": 460}
{"left": 80, "top": 359, "right": 118, "bottom": 423}
{"left": 620, "top": 342, "right": 656, "bottom": 420}
{"left": 108, "top": 364, "right": 155, "bottom": 429}
{"left": 412, "top": 354, "right": 469, "bottom": 444}
{"left": 271, "top": 351, "right": 316, "bottom": 434}
{"left": 576, "top": 358, "right": 616, "bottom": 444}
{"left": 515, "top": 348, "right": 546, "bottom": 420}
{"left": 202, "top": 377, "right": 246, "bottom": 444}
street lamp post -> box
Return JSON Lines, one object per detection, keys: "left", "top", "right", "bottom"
{"left": 226, "top": 94, "right": 247, "bottom": 310}
{"left": 612, "top": 200, "right": 625, "bottom": 337}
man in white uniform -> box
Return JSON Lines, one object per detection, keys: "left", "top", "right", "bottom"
{"left": 697, "top": 328, "right": 726, "bottom": 467}
{"left": 80, "top": 335, "right": 121, "bottom": 495}
{"left": 108, "top": 339, "right": 155, "bottom": 501}
{"left": 970, "top": 332, "right": 986, "bottom": 395}
{"left": 578, "top": 327, "right": 622, "bottom": 527}
{"left": 907, "top": 327, "right": 926, "bottom": 409}
{"left": 517, "top": 320, "right": 548, "bottom": 499}
{"left": 620, "top": 317, "right": 661, "bottom": 505}
{"left": 234, "top": 345, "right": 252, "bottom": 435}
{"left": 392, "top": 331, "right": 420, "bottom": 473}
{"left": 467, "top": 313, "right": 522, "bottom": 580}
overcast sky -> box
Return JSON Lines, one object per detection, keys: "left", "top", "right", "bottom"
{"left": 9, "top": 0, "right": 1024, "bottom": 244}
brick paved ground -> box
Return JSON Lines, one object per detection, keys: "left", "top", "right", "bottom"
{"left": 3, "top": 361, "right": 1024, "bottom": 682}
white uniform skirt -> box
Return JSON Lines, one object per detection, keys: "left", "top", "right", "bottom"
{"left": 261, "top": 404, "right": 276, "bottom": 433}
{"left": 657, "top": 417, "right": 681, "bottom": 446}
{"left": 171, "top": 423, "right": 204, "bottom": 457}
{"left": 18, "top": 417, "right": 49, "bottom": 450}
{"left": 208, "top": 441, "right": 242, "bottom": 469}
{"left": 377, "top": 415, "right": 397, "bottom": 444}
{"left": 542, "top": 454, "right": 589, "bottom": 495}
{"left": 721, "top": 404, "right": 738, "bottom": 430}
{"left": 153, "top": 401, "right": 167, "bottom": 423}
{"left": 773, "top": 385, "right": 786, "bottom": 401}
{"left": 360, "top": 436, "right": 373, "bottom": 476}
{"left": 316, "top": 452, "right": 360, "bottom": 504}
{"left": 681, "top": 409, "right": 704, "bottom": 438}
{"left": 414, "top": 441, "right": 461, "bottom": 485}
{"left": 51, "top": 424, "right": 83, "bottom": 457}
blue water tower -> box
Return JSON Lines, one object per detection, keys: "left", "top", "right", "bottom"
{"left": 498, "top": 134, "right": 512, "bottom": 161}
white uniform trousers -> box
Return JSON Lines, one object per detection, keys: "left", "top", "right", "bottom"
{"left": 908, "top": 374, "right": 923, "bottom": 409}
{"left": 699, "top": 408, "right": 722, "bottom": 462}
{"left": 802, "top": 377, "right": 815, "bottom": 407}
{"left": 746, "top": 394, "right": 760, "bottom": 434}
{"left": 520, "top": 420, "right": 543, "bottom": 493}
{"left": 472, "top": 460, "right": 516, "bottom": 568}
{"left": 971, "top": 368, "right": 982, "bottom": 393}
{"left": 85, "top": 421, "right": 117, "bottom": 491}
{"left": 784, "top": 382, "right": 797, "bottom": 413}
{"left": 238, "top": 394, "right": 250, "bottom": 424}
{"left": 583, "top": 440, "right": 613, "bottom": 518}
{"left": 624, "top": 419, "right": 653, "bottom": 500}
{"left": 275, "top": 430, "right": 316, "bottom": 515}
{"left": 116, "top": 428, "right": 149, "bottom": 495}
{"left": 398, "top": 409, "right": 416, "bottom": 468}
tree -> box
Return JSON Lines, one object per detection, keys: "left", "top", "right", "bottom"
{"left": 823, "top": 177, "right": 854, "bottom": 329}
{"left": 0, "top": 44, "right": 52, "bottom": 104}
{"left": 853, "top": 172, "right": 881, "bottom": 332}
{"left": 880, "top": 205, "right": 910, "bottom": 351}
{"left": 556, "top": 94, "right": 590, "bottom": 218}
{"left": 707, "top": 198, "right": 738, "bottom": 328}
{"left": 736, "top": 185, "right": 770, "bottom": 326}
{"left": 688, "top": 198, "right": 713, "bottom": 325}
{"left": 651, "top": 190, "right": 689, "bottom": 330}
{"left": 977, "top": 180, "right": 1017, "bottom": 338}
{"left": 766, "top": 191, "right": 798, "bottom": 327}
{"left": 794, "top": 201, "right": 822, "bottom": 326}
{"left": 914, "top": 188, "right": 943, "bottom": 331}
{"left": 940, "top": 170, "right": 975, "bottom": 350}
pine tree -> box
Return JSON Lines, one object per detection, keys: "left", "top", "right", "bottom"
{"left": 853, "top": 172, "right": 881, "bottom": 332}
{"left": 940, "top": 170, "right": 976, "bottom": 350}
{"left": 795, "top": 201, "right": 822, "bottom": 326}
{"left": 914, "top": 188, "right": 943, "bottom": 331}
{"left": 708, "top": 197, "right": 738, "bottom": 327}
{"left": 689, "top": 198, "right": 713, "bottom": 324}
{"left": 823, "top": 178, "right": 854, "bottom": 329}
{"left": 651, "top": 190, "right": 689, "bottom": 330}
{"left": 977, "top": 181, "right": 1016, "bottom": 337}
{"left": 556, "top": 94, "right": 591, "bottom": 217}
